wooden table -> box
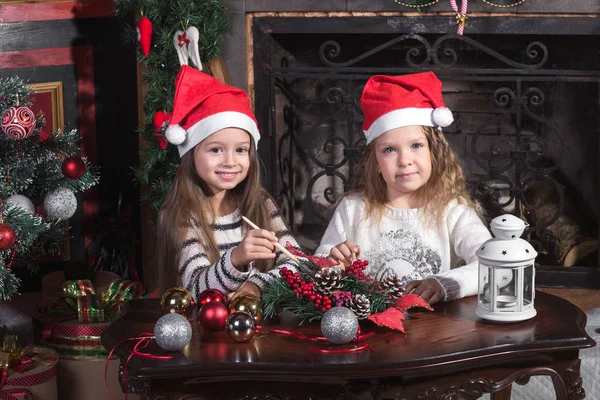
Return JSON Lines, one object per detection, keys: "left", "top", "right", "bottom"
{"left": 101, "top": 291, "right": 595, "bottom": 400}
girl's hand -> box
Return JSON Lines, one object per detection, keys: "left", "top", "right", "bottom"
{"left": 231, "top": 229, "right": 277, "bottom": 268}
{"left": 329, "top": 240, "right": 360, "bottom": 267}
{"left": 227, "top": 282, "right": 262, "bottom": 303}
{"left": 405, "top": 278, "right": 444, "bottom": 305}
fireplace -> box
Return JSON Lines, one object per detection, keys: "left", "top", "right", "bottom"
{"left": 249, "top": 13, "right": 600, "bottom": 287}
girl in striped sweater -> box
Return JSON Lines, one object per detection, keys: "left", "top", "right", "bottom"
{"left": 157, "top": 65, "right": 301, "bottom": 301}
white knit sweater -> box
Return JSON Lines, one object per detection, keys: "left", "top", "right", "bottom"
{"left": 315, "top": 194, "right": 491, "bottom": 301}
{"left": 178, "top": 200, "right": 301, "bottom": 301}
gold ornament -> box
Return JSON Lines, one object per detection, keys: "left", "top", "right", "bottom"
{"left": 161, "top": 287, "right": 195, "bottom": 318}
{"left": 228, "top": 294, "right": 262, "bottom": 323}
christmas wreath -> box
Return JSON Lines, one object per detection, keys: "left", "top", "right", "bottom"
{"left": 262, "top": 244, "right": 433, "bottom": 333}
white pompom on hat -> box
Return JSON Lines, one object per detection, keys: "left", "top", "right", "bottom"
{"left": 360, "top": 72, "right": 454, "bottom": 145}
{"left": 165, "top": 65, "right": 260, "bottom": 157}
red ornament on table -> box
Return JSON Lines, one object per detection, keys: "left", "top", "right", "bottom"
{"left": 197, "top": 289, "right": 225, "bottom": 306}
{"left": 1, "top": 105, "right": 36, "bottom": 140}
{"left": 197, "top": 302, "right": 229, "bottom": 331}
{"left": 61, "top": 156, "right": 86, "bottom": 179}
{"left": 137, "top": 16, "right": 153, "bottom": 57}
{"left": 0, "top": 223, "right": 17, "bottom": 250}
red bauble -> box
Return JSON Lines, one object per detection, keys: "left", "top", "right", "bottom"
{"left": 197, "top": 302, "right": 229, "bottom": 331}
{"left": 197, "top": 289, "right": 226, "bottom": 307}
{"left": 0, "top": 223, "right": 17, "bottom": 250}
{"left": 1, "top": 106, "right": 36, "bottom": 140}
{"left": 61, "top": 156, "right": 86, "bottom": 179}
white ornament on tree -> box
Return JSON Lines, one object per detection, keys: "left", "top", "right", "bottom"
{"left": 44, "top": 187, "right": 77, "bottom": 220}
{"left": 6, "top": 194, "right": 34, "bottom": 214}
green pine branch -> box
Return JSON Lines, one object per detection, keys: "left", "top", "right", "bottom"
{"left": 114, "top": 0, "right": 229, "bottom": 217}
{"left": 0, "top": 76, "right": 100, "bottom": 299}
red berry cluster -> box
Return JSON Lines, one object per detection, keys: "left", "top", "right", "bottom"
{"left": 332, "top": 291, "right": 352, "bottom": 307}
{"left": 280, "top": 267, "right": 333, "bottom": 311}
{"left": 344, "top": 259, "right": 370, "bottom": 280}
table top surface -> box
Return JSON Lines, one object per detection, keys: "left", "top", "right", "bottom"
{"left": 101, "top": 291, "right": 595, "bottom": 381}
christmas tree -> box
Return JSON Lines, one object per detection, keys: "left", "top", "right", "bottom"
{"left": 114, "top": 0, "right": 229, "bottom": 213}
{"left": 0, "top": 76, "right": 99, "bottom": 300}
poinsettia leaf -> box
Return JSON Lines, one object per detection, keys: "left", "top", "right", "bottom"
{"left": 393, "top": 294, "right": 434, "bottom": 312}
{"left": 285, "top": 241, "right": 337, "bottom": 268}
{"left": 368, "top": 308, "right": 406, "bottom": 333}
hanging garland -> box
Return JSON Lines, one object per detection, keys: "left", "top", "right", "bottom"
{"left": 481, "top": 0, "right": 526, "bottom": 6}
{"left": 392, "top": 0, "right": 527, "bottom": 9}
{"left": 392, "top": 0, "right": 440, "bottom": 9}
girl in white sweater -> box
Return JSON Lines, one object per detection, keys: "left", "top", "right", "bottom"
{"left": 316, "top": 72, "right": 490, "bottom": 305}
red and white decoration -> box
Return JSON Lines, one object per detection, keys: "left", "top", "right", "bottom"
{"left": 173, "top": 26, "right": 202, "bottom": 70}
{"left": 450, "top": 0, "right": 468, "bottom": 35}
{"left": 152, "top": 111, "right": 171, "bottom": 150}
{"left": 1, "top": 105, "right": 36, "bottom": 140}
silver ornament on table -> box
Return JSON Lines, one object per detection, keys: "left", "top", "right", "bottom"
{"left": 154, "top": 313, "right": 192, "bottom": 351}
{"left": 6, "top": 194, "right": 34, "bottom": 214}
{"left": 321, "top": 306, "right": 359, "bottom": 345}
{"left": 44, "top": 187, "right": 77, "bottom": 220}
{"left": 225, "top": 311, "right": 257, "bottom": 343}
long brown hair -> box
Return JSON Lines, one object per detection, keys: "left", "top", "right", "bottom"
{"left": 157, "top": 137, "right": 275, "bottom": 290}
{"left": 352, "top": 126, "right": 476, "bottom": 227}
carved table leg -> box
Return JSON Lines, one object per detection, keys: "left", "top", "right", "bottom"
{"left": 491, "top": 385, "right": 512, "bottom": 400}
{"left": 565, "top": 359, "right": 586, "bottom": 400}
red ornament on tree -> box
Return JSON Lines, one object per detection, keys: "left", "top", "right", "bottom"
{"left": 137, "top": 16, "right": 153, "bottom": 57}
{"left": 197, "top": 289, "right": 225, "bottom": 307}
{"left": 197, "top": 302, "right": 229, "bottom": 331}
{"left": 61, "top": 156, "right": 86, "bottom": 179}
{"left": 1, "top": 106, "right": 36, "bottom": 140}
{"left": 0, "top": 223, "right": 17, "bottom": 250}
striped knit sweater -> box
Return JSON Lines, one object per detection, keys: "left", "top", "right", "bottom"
{"left": 178, "top": 200, "right": 301, "bottom": 301}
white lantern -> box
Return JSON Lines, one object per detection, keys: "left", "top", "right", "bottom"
{"left": 475, "top": 214, "right": 537, "bottom": 322}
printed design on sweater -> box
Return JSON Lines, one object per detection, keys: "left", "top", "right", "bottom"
{"left": 363, "top": 228, "right": 441, "bottom": 285}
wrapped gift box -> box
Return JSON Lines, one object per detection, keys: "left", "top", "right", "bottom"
{"left": 0, "top": 345, "right": 58, "bottom": 400}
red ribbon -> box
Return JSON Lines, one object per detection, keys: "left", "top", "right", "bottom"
{"left": 105, "top": 333, "right": 173, "bottom": 400}
{"left": 177, "top": 33, "right": 190, "bottom": 47}
{"left": 257, "top": 327, "right": 374, "bottom": 353}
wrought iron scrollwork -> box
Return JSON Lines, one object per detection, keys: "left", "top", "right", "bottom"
{"left": 319, "top": 33, "right": 548, "bottom": 70}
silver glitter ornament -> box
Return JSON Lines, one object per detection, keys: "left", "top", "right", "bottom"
{"left": 154, "top": 313, "right": 192, "bottom": 351}
{"left": 225, "top": 311, "right": 257, "bottom": 343}
{"left": 320, "top": 306, "right": 359, "bottom": 344}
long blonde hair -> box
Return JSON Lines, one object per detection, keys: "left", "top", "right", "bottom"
{"left": 352, "top": 126, "right": 476, "bottom": 227}
{"left": 157, "top": 137, "right": 275, "bottom": 290}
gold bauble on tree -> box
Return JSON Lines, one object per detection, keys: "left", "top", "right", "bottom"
{"left": 161, "top": 287, "right": 195, "bottom": 318}
{"left": 228, "top": 294, "right": 262, "bottom": 323}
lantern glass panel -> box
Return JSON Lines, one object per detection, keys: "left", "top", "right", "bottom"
{"left": 496, "top": 268, "right": 519, "bottom": 310}
{"left": 478, "top": 263, "right": 491, "bottom": 310}
{"left": 523, "top": 264, "right": 534, "bottom": 307}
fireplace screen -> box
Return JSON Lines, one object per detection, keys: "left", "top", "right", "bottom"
{"left": 252, "top": 16, "right": 600, "bottom": 286}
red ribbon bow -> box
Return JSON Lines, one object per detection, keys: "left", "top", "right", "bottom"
{"left": 177, "top": 32, "right": 190, "bottom": 47}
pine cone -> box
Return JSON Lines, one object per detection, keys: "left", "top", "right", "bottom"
{"left": 381, "top": 275, "right": 406, "bottom": 298}
{"left": 348, "top": 294, "right": 371, "bottom": 320}
{"left": 313, "top": 267, "right": 343, "bottom": 294}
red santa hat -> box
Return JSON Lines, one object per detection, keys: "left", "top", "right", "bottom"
{"left": 165, "top": 65, "right": 260, "bottom": 157}
{"left": 360, "top": 72, "right": 453, "bottom": 145}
